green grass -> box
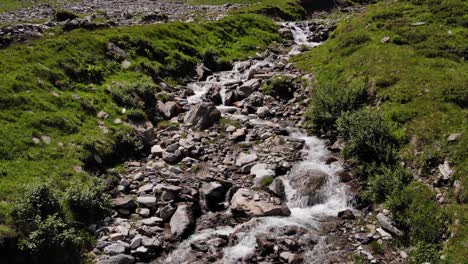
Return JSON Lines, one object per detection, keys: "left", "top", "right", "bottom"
{"left": 0, "top": 14, "right": 279, "bottom": 239}
{"left": 293, "top": 0, "right": 467, "bottom": 262}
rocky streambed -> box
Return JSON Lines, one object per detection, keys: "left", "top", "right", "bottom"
{"left": 93, "top": 20, "right": 406, "bottom": 264}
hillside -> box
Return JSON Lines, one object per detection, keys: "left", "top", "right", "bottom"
{"left": 0, "top": 0, "right": 466, "bottom": 263}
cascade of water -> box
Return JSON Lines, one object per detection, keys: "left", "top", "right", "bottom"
{"left": 159, "top": 21, "right": 350, "bottom": 264}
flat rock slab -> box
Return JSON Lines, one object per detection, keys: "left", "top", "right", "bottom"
{"left": 230, "top": 188, "right": 290, "bottom": 217}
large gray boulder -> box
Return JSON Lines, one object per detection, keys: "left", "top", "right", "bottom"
{"left": 289, "top": 169, "right": 328, "bottom": 206}
{"left": 200, "top": 182, "right": 226, "bottom": 211}
{"left": 184, "top": 102, "right": 221, "bottom": 129}
{"left": 170, "top": 204, "right": 195, "bottom": 238}
{"left": 230, "top": 188, "right": 290, "bottom": 217}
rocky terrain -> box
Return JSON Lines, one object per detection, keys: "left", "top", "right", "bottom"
{"left": 0, "top": 0, "right": 240, "bottom": 48}
{"left": 91, "top": 21, "right": 408, "bottom": 264}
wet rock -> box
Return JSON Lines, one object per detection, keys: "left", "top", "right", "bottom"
{"left": 200, "top": 182, "right": 226, "bottom": 211}
{"left": 170, "top": 204, "right": 195, "bottom": 238}
{"left": 268, "top": 178, "right": 285, "bottom": 198}
{"left": 223, "top": 90, "right": 238, "bottom": 106}
{"left": 289, "top": 169, "right": 327, "bottom": 206}
{"left": 184, "top": 102, "right": 221, "bottom": 129}
{"left": 338, "top": 209, "right": 355, "bottom": 220}
{"left": 230, "top": 188, "right": 291, "bottom": 217}
{"left": 256, "top": 236, "right": 275, "bottom": 254}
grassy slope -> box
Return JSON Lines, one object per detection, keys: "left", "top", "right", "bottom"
{"left": 0, "top": 0, "right": 75, "bottom": 13}
{"left": 0, "top": 14, "right": 279, "bottom": 236}
{"left": 293, "top": 0, "right": 467, "bottom": 262}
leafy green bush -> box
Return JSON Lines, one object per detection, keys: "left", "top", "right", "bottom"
{"left": 64, "top": 181, "right": 111, "bottom": 224}
{"left": 12, "top": 185, "right": 63, "bottom": 234}
{"left": 306, "top": 78, "right": 367, "bottom": 132}
{"left": 363, "top": 165, "right": 411, "bottom": 203}
{"left": 409, "top": 242, "right": 441, "bottom": 264}
{"left": 262, "top": 75, "right": 295, "bottom": 100}
{"left": 337, "top": 109, "right": 397, "bottom": 164}
{"left": 387, "top": 182, "right": 448, "bottom": 244}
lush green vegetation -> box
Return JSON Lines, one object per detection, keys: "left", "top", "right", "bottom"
{"left": 293, "top": 0, "right": 467, "bottom": 262}
{"left": 0, "top": 13, "right": 279, "bottom": 260}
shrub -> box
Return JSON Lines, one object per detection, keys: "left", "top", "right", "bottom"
{"left": 11, "top": 185, "right": 63, "bottom": 233}
{"left": 262, "top": 75, "right": 295, "bottom": 100}
{"left": 307, "top": 79, "right": 367, "bottom": 132}
{"left": 363, "top": 165, "right": 412, "bottom": 203}
{"left": 387, "top": 182, "right": 448, "bottom": 244}
{"left": 337, "top": 109, "right": 397, "bottom": 164}
{"left": 409, "top": 242, "right": 441, "bottom": 264}
{"left": 64, "top": 181, "right": 111, "bottom": 224}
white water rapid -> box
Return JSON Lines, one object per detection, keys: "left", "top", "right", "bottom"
{"left": 159, "top": 21, "right": 350, "bottom": 264}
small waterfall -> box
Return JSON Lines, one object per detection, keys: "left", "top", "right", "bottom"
{"left": 160, "top": 21, "right": 347, "bottom": 264}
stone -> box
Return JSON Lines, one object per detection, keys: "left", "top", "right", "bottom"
{"left": 438, "top": 160, "right": 453, "bottom": 180}
{"left": 377, "top": 213, "right": 403, "bottom": 237}
{"left": 151, "top": 145, "right": 164, "bottom": 156}
{"left": 380, "top": 36, "right": 390, "bottom": 43}
{"left": 235, "top": 152, "right": 258, "bottom": 167}
{"left": 107, "top": 42, "right": 127, "bottom": 61}
{"left": 109, "top": 233, "right": 124, "bottom": 241}
{"left": 159, "top": 204, "right": 176, "bottom": 221}
{"left": 268, "top": 178, "right": 285, "bottom": 198}
{"left": 158, "top": 101, "right": 181, "bottom": 119}
{"left": 223, "top": 90, "right": 238, "bottom": 106}
{"left": 288, "top": 169, "right": 328, "bottom": 206}
{"left": 256, "top": 106, "right": 270, "bottom": 118}
{"left": 111, "top": 197, "right": 135, "bottom": 209}
{"left": 137, "top": 196, "right": 157, "bottom": 208}
{"left": 184, "top": 102, "right": 221, "bottom": 129}
{"left": 137, "top": 208, "right": 150, "bottom": 217}
{"left": 138, "top": 183, "right": 154, "bottom": 193}
{"left": 98, "top": 254, "right": 134, "bottom": 264}
{"left": 447, "top": 133, "right": 461, "bottom": 142}
{"left": 231, "top": 128, "right": 246, "bottom": 141}
{"left": 200, "top": 182, "right": 226, "bottom": 211}
{"left": 104, "top": 243, "right": 126, "bottom": 255}
{"left": 97, "top": 111, "right": 109, "bottom": 119}
{"left": 170, "top": 204, "right": 195, "bottom": 238}
{"left": 338, "top": 209, "right": 355, "bottom": 220}
{"left": 250, "top": 163, "right": 276, "bottom": 186}
{"left": 162, "top": 150, "right": 183, "bottom": 164}
{"left": 237, "top": 84, "right": 255, "bottom": 98}
{"left": 230, "top": 188, "right": 291, "bottom": 217}
{"left": 134, "top": 121, "right": 154, "bottom": 146}
{"left": 140, "top": 216, "right": 163, "bottom": 226}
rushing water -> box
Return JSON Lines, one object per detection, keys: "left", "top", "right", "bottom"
{"left": 161, "top": 21, "right": 351, "bottom": 264}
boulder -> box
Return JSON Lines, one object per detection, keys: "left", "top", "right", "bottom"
{"left": 230, "top": 188, "right": 290, "bottom": 217}
{"left": 162, "top": 150, "right": 183, "bottom": 164}
{"left": 338, "top": 209, "right": 355, "bottom": 220}
{"left": 140, "top": 217, "right": 163, "bottom": 226}
{"left": 184, "top": 103, "right": 221, "bottom": 129}
{"left": 268, "top": 178, "right": 285, "bottom": 198}
{"left": 376, "top": 213, "right": 403, "bottom": 237}
{"left": 235, "top": 152, "right": 258, "bottom": 167}
{"left": 111, "top": 197, "right": 135, "bottom": 209}
{"left": 158, "top": 101, "right": 180, "bottom": 119}
{"left": 200, "top": 182, "right": 226, "bottom": 211}
{"left": 170, "top": 204, "right": 195, "bottom": 238}
{"left": 104, "top": 243, "right": 126, "bottom": 255}
{"left": 134, "top": 121, "right": 154, "bottom": 146}
{"left": 137, "top": 196, "right": 157, "bottom": 208}
{"left": 257, "top": 106, "right": 270, "bottom": 118}
{"left": 289, "top": 170, "right": 328, "bottom": 206}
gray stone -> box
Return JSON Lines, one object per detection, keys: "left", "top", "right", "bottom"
{"left": 104, "top": 243, "right": 126, "bottom": 255}
{"left": 377, "top": 213, "right": 403, "bottom": 237}
{"left": 137, "top": 196, "right": 157, "bottom": 208}
{"left": 130, "top": 236, "right": 142, "bottom": 249}
{"left": 256, "top": 106, "right": 270, "bottom": 118}
{"left": 98, "top": 254, "right": 134, "bottom": 264}
{"left": 230, "top": 188, "right": 290, "bottom": 217}
{"left": 150, "top": 145, "right": 164, "bottom": 156}
{"left": 162, "top": 150, "right": 183, "bottom": 164}
{"left": 140, "top": 216, "right": 163, "bottom": 226}
{"left": 200, "top": 182, "right": 226, "bottom": 211}
{"left": 183, "top": 102, "right": 221, "bottom": 129}
{"left": 170, "top": 204, "right": 194, "bottom": 238}
{"left": 159, "top": 204, "right": 176, "bottom": 221}
{"left": 236, "top": 152, "right": 258, "bottom": 167}
{"left": 158, "top": 101, "right": 180, "bottom": 119}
